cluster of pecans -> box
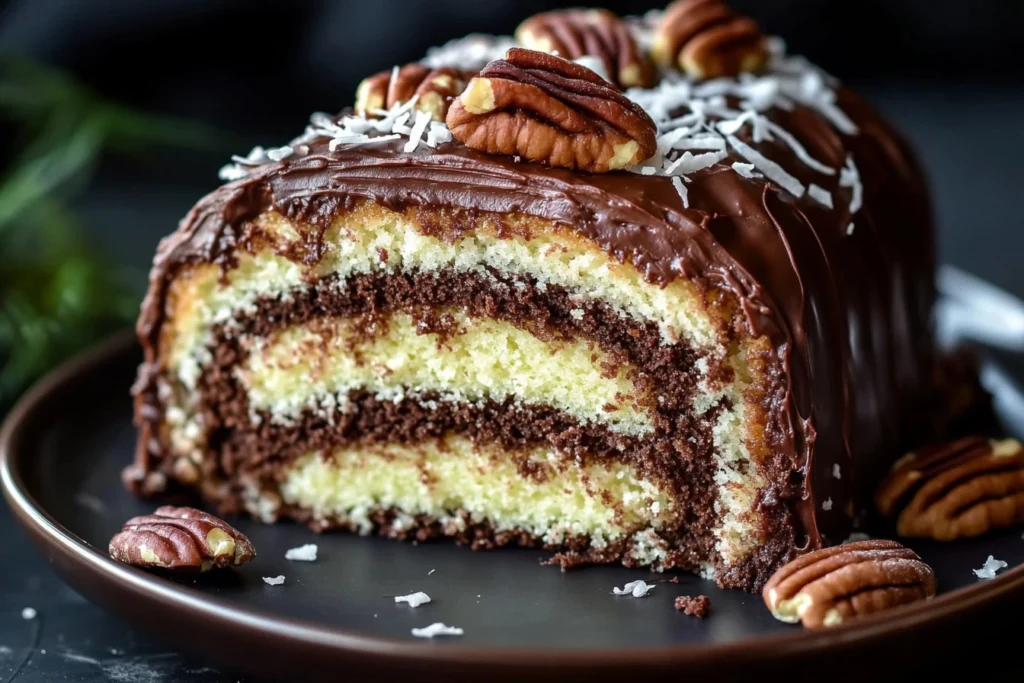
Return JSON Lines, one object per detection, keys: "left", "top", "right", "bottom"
{"left": 352, "top": 0, "right": 771, "bottom": 174}
{"left": 761, "top": 435, "right": 1024, "bottom": 629}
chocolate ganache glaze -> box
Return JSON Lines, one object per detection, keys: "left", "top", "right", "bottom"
{"left": 134, "top": 78, "right": 935, "bottom": 556}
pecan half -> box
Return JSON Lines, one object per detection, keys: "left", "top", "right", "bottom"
{"left": 355, "top": 63, "right": 470, "bottom": 121}
{"left": 875, "top": 436, "right": 1024, "bottom": 540}
{"left": 446, "top": 48, "right": 657, "bottom": 173}
{"left": 763, "top": 540, "right": 936, "bottom": 629}
{"left": 109, "top": 506, "right": 255, "bottom": 572}
{"left": 515, "top": 9, "right": 655, "bottom": 89}
{"left": 651, "top": 0, "right": 769, "bottom": 80}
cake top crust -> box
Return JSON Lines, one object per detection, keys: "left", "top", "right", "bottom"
{"left": 137, "top": 6, "right": 937, "bottom": 551}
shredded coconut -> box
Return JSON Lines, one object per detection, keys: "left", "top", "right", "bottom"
{"left": 573, "top": 55, "right": 611, "bottom": 83}
{"left": 262, "top": 576, "right": 286, "bottom": 586}
{"left": 840, "top": 156, "right": 863, "bottom": 214}
{"left": 285, "top": 543, "right": 318, "bottom": 562}
{"left": 846, "top": 222, "right": 855, "bottom": 236}
{"left": 727, "top": 136, "right": 805, "bottom": 198}
{"left": 731, "top": 162, "right": 762, "bottom": 179}
{"left": 832, "top": 463, "right": 841, "bottom": 479}
{"left": 266, "top": 145, "right": 294, "bottom": 162}
{"left": 21, "top": 607, "right": 36, "bottom": 620}
{"left": 411, "top": 623, "right": 464, "bottom": 638}
{"left": 613, "top": 579, "right": 655, "bottom": 598}
{"left": 822, "top": 497, "right": 833, "bottom": 511}
{"left": 422, "top": 34, "right": 515, "bottom": 71}
{"left": 671, "top": 176, "right": 689, "bottom": 208}
{"left": 808, "top": 184, "right": 834, "bottom": 208}
{"left": 973, "top": 555, "right": 1008, "bottom": 580}
{"left": 428, "top": 568, "right": 436, "bottom": 575}
{"left": 844, "top": 532, "right": 871, "bottom": 543}
{"left": 395, "top": 591, "right": 432, "bottom": 607}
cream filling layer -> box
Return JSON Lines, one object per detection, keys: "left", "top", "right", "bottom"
{"left": 277, "top": 435, "right": 673, "bottom": 557}
{"left": 239, "top": 311, "right": 652, "bottom": 436}
{"left": 164, "top": 207, "right": 724, "bottom": 392}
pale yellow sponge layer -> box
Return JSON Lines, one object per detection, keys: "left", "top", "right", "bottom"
{"left": 162, "top": 203, "right": 725, "bottom": 392}
{"left": 278, "top": 435, "right": 673, "bottom": 550}
{"left": 239, "top": 311, "right": 652, "bottom": 436}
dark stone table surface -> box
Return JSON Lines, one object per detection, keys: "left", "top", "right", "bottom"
{"left": 1, "top": 84, "right": 1022, "bottom": 682}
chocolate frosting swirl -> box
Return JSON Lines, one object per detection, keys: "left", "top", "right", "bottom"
{"left": 134, "top": 82, "right": 935, "bottom": 557}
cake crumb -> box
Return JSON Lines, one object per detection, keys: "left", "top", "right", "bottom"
{"left": 973, "top": 555, "right": 1008, "bottom": 580}
{"left": 395, "top": 592, "right": 431, "bottom": 607}
{"left": 675, "top": 595, "right": 711, "bottom": 618}
{"left": 21, "top": 607, "right": 36, "bottom": 620}
{"left": 285, "top": 544, "right": 318, "bottom": 562}
{"left": 613, "top": 580, "right": 655, "bottom": 598}
{"left": 411, "top": 623, "right": 463, "bottom": 638}
{"left": 262, "top": 575, "right": 286, "bottom": 586}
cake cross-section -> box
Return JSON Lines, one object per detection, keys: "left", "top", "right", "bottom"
{"left": 127, "top": 2, "right": 938, "bottom": 591}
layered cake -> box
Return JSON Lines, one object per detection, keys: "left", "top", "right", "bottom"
{"left": 128, "top": 1, "right": 938, "bottom": 590}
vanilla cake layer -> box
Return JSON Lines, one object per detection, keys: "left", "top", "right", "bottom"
{"left": 277, "top": 435, "right": 674, "bottom": 559}
{"left": 160, "top": 204, "right": 728, "bottom": 394}
{"left": 239, "top": 311, "right": 652, "bottom": 436}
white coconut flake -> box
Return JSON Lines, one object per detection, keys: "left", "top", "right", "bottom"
{"left": 217, "top": 164, "right": 248, "bottom": 182}
{"left": 21, "top": 607, "right": 36, "bottom": 620}
{"left": 266, "top": 145, "right": 294, "bottom": 162}
{"left": 765, "top": 122, "right": 835, "bottom": 175}
{"left": 973, "top": 555, "right": 1008, "bottom": 580}
{"left": 573, "top": 55, "right": 611, "bottom": 83}
{"left": 262, "top": 576, "right": 286, "bottom": 586}
{"left": 846, "top": 222, "right": 855, "bottom": 236}
{"left": 840, "top": 156, "right": 863, "bottom": 214}
{"left": 832, "top": 464, "right": 842, "bottom": 479}
{"left": 822, "top": 498, "right": 833, "bottom": 511}
{"left": 731, "top": 162, "right": 762, "bottom": 179}
{"left": 422, "top": 34, "right": 515, "bottom": 71}
{"left": 395, "top": 592, "right": 432, "bottom": 608}
{"left": 808, "top": 184, "right": 834, "bottom": 208}
{"left": 665, "top": 150, "right": 727, "bottom": 176}
{"left": 411, "top": 623, "right": 464, "bottom": 638}
{"left": 285, "top": 543, "right": 318, "bottom": 562}
{"left": 727, "top": 135, "right": 805, "bottom": 198}
{"left": 671, "top": 176, "right": 689, "bottom": 208}
{"left": 844, "top": 532, "right": 871, "bottom": 544}
{"left": 428, "top": 568, "right": 436, "bottom": 575}
{"left": 613, "top": 579, "right": 655, "bottom": 598}
{"left": 403, "top": 110, "right": 433, "bottom": 153}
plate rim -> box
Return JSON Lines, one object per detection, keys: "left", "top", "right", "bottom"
{"left": 4, "top": 329, "right": 1024, "bottom": 673}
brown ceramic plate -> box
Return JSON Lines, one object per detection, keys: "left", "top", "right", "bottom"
{"left": 3, "top": 330, "right": 1024, "bottom": 682}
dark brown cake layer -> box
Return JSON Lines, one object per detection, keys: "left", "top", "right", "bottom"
{"left": 144, "top": 267, "right": 795, "bottom": 589}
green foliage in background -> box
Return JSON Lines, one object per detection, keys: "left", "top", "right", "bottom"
{"left": 0, "top": 56, "right": 220, "bottom": 404}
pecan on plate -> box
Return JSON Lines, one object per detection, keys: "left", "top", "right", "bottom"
{"left": 651, "top": 0, "right": 769, "bottom": 80}
{"left": 763, "top": 540, "right": 936, "bottom": 629}
{"left": 109, "top": 506, "right": 255, "bottom": 572}
{"left": 355, "top": 63, "right": 469, "bottom": 121}
{"left": 515, "top": 9, "right": 655, "bottom": 89}
{"left": 875, "top": 436, "right": 1024, "bottom": 540}
{"left": 446, "top": 48, "right": 657, "bottom": 173}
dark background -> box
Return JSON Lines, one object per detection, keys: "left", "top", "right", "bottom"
{"left": 1, "top": 1, "right": 1023, "bottom": 681}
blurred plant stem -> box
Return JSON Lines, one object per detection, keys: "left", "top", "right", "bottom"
{"left": 0, "top": 55, "right": 223, "bottom": 405}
